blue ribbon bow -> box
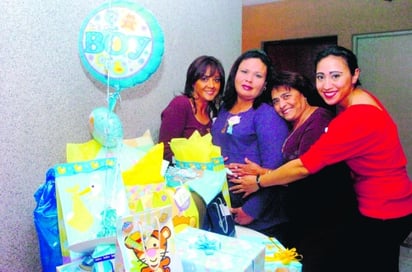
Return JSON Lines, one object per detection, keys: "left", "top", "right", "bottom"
{"left": 190, "top": 235, "right": 221, "bottom": 255}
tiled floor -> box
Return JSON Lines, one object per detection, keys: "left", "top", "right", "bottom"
{"left": 400, "top": 234, "right": 412, "bottom": 272}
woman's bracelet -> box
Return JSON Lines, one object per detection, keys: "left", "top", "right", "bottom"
{"left": 257, "top": 170, "right": 272, "bottom": 189}
{"left": 256, "top": 174, "right": 262, "bottom": 189}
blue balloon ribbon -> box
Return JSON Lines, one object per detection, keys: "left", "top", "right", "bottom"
{"left": 108, "top": 91, "right": 121, "bottom": 112}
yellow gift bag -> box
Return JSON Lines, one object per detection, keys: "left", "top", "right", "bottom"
{"left": 121, "top": 143, "right": 168, "bottom": 212}
{"left": 55, "top": 158, "right": 129, "bottom": 262}
{"left": 122, "top": 142, "right": 199, "bottom": 233}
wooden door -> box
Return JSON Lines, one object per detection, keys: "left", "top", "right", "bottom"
{"left": 262, "top": 36, "right": 337, "bottom": 111}
{"left": 263, "top": 36, "right": 337, "bottom": 87}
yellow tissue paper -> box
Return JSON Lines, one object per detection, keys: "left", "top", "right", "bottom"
{"left": 170, "top": 131, "right": 221, "bottom": 163}
{"left": 122, "top": 130, "right": 154, "bottom": 150}
{"left": 66, "top": 139, "right": 102, "bottom": 162}
{"left": 122, "top": 142, "right": 165, "bottom": 186}
{"left": 66, "top": 129, "right": 154, "bottom": 163}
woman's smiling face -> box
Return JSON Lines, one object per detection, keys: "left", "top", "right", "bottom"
{"left": 315, "top": 55, "right": 359, "bottom": 107}
{"left": 271, "top": 86, "right": 307, "bottom": 123}
{"left": 234, "top": 58, "right": 267, "bottom": 101}
{"left": 193, "top": 66, "right": 222, "bottom": 102}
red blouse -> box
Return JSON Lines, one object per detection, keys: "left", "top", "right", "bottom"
{"left": 301, "top": 94, "right": 412, "bottom": 219}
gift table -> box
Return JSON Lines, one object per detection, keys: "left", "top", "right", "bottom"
{"left": 41, "top": 132, "right": 301, "bottom": 271}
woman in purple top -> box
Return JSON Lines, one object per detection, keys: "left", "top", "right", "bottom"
{"left": 211, "top": 49, "right": 289, "bottom": 239}
{"left": 158, "top": 56, "right": 225, "bottom": 163}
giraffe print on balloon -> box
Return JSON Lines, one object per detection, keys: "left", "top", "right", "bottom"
{"left": 79, "top": 1, "right": 164, "bottom": 147}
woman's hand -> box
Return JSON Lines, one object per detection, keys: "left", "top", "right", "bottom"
{"left": 229, "top": 174, "right": 259, "bottom": 198}
{"left": 230, "top": 207, "right": 254, "bottom": 225}
{"left": 227, "top": 157, "right": 265, "bottom": 177}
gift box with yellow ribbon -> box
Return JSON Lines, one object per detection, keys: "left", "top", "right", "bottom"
{"left": 237, "top": 234, "right": 303, "bottom": 272}
{"left": 175, "top": 227, "right": 265, "bottom": 271}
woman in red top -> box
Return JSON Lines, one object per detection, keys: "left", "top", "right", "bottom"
{"left": 232, "top": 45, "right": 412, "bottom": 272}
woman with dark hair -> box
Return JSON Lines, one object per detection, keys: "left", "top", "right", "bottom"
{"left": 159, "top": 55, "right": 225, "bottom": 162}
{"left": 232, "top": 45, "right": 412, "bottom": 272}
{"left": 211, "top": 49, "right": 289, "bottom": 239}
{"left": 219, "top": 49, "right": 274, "bottom": 112}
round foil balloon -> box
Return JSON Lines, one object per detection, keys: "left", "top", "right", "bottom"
{"left": 79, "top": 1, "right": 164, "bottom": 91}
{"left": 89, "top": 107, "right": 124, "bottom": 148}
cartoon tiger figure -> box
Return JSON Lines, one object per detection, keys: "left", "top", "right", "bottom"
{"left": 125, "top": 225, "right": 172, "bottom": 272}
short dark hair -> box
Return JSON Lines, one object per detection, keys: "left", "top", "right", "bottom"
{"left": 271, "top": 70, "right": 327, "bottom": 107}
{"left": 315, "top": 45, "right": 361, "bottom": 87}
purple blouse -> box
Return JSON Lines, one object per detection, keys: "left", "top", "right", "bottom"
{"left": 211, "top": 103, "right": 289, "bottom": 231}
{"left": 282, "top": 107, "right": 333, "bottom": 161}
{"left": 158, "top": 95, "right": 211, "bottom": 162}
{"left": 282, "top": 107, "right": 358, "bottom": 231}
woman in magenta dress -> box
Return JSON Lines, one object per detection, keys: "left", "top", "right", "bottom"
{"left": 158, "top": 55, "right": 225, "bottom": 163}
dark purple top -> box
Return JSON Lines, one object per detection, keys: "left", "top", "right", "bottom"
{"left": 159, "top": 95, "right": 211, "bottom": 162}
{"left": 282, "top": 107, "right": 333, "bottom": 161}
{"left": 283, "top": 107, "right": 358, "bottom": 231}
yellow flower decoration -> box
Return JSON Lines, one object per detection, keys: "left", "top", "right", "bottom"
{"left": 91, "top": 161, "right": 100, "bottom": 169}
{"left": 74, "top": 164, "right": 83, "bottom": 172}
{"left": 57, "top": 166, "right": 66, "bottom": 175}
{"left": 106, "top": 159, "right": 115, "bottom": 166}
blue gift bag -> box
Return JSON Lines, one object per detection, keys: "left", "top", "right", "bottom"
{"left": 33, "top": 168, "right": 63, "bottom": 271}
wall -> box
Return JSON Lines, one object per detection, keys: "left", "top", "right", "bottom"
{"left": 353, "top": 30, "right": 412, "bottom": 175}
{"left": 243, "top": 0, "right": 412, "bottom": 50}
{"left": 0, "top": 0, "right": 241, "bottom": 271}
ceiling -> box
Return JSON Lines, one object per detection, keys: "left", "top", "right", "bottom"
{"left": 242, "top": 0, "right": 281, "bottom": 6}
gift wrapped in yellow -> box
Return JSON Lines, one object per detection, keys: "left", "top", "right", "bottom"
{"left": 121, "top": 142, "right": 165, "bottom": 186}
{"left": 170, "top": 131, "right": 221, "bottom": 163}
{"left": 121, "top": 143, "right": 169, "bottom": 212}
